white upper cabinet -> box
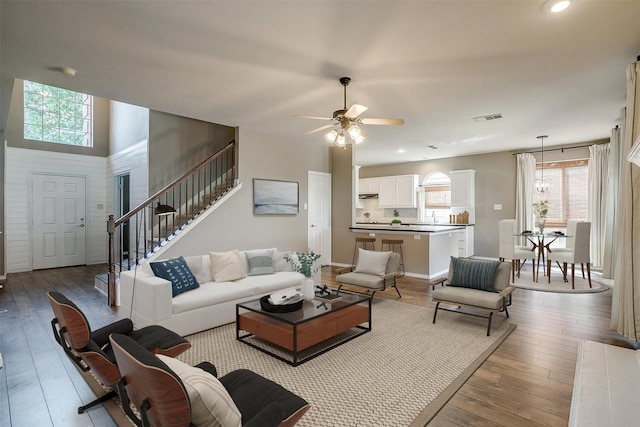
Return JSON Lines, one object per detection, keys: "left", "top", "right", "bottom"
{"left": 378, "top": 174, "right": 419, "bottom": 207}
{"left": 359, "top": 178, "right": 379, "bottom": 194}
{"left": 450, "top": 170, "right": 475, "bottom": 207}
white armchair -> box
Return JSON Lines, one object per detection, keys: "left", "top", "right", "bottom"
{"left": 547, "top": 221, "right": 591, "bottom": 288}
{"left": 498, "top": 219, "right": 536, "bottom": 283}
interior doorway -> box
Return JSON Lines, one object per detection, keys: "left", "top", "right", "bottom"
{"left": 114, "top": 173, "right": 131, "bottom": 259}
{"left": 308, "top": 171, "right": 331, "bottom": 267}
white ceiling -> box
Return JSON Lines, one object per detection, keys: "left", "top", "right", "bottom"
{"left": 2, "top": 1, "right": 639, "bottom": 166}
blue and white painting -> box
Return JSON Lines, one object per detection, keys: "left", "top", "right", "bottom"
{"left": 253, "top": 179, "right": 299, "bottom": 214}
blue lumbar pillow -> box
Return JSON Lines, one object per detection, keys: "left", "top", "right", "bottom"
{"left": 449, "top": 256, "right": 501, "bottom": 292}
{"left": 150, "top": 256, "right": 200, "bottom": 297}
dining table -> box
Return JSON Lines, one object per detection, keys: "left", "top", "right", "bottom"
{"left": 516, "top": 232, "right": 572, "bottom": 282}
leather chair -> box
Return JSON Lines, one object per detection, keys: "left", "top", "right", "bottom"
{"left": 336, "top": 249, "right": 402, "bottom": 297}
{"left": 47, "top": 291, "right": 191, "bottom": 413}
{"left": 547, "top": 221, "right": 591, "bottom": 288}
{"left": 498, "top": 219, "right": 536, "bottom": 283}
{"left": 109, "top": 333, "right": 310, "bottom": 427}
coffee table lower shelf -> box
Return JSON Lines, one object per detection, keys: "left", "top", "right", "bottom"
{"left": 236, "top": 299, "right": 371, "bottom": 366}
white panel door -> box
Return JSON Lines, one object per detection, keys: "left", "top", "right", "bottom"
{"left": 308, "top": 171, "right": 331, "bottom": 269}
{"left": 32, "top": 174, "right": 87, "bottom": 269}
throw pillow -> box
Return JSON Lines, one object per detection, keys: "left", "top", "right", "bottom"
{"left": 150, "top": 256, "right": 200, "bottom": 297}
{"left": 272, "top": 250, "right": 293, "bottom": 272}
{"left": 209, "top": 250, "right": 245, "bottom": 282}
{"left": 184, "top": 255, "right": 213, "bottom": 284}
{"left": 239, "top": 247, "right": 277, "bottom": 275}
{"left": 157, "top": 355, "right": 242, "bottom": 427}
{"left": 449, "top": 257, "right": 501, "bottom": 292}
{"left": 246, "top": 250, "right": 275, "bottom": 276}
{"left": 354, "top": 249, "right": 392, "bottom": 276}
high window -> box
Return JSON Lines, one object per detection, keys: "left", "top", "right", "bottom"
{"left": 423, "top": 172, "right": 452, "bottom": 209}
{"left": 23, "top": 80, "right": 93, "bottom": 146}
{"left": 534, "top": 159, "right": 588, "bottom": 227}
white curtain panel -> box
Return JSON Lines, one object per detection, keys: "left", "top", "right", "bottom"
{"left": 588, "top": 143, "right": 609, "bottom": 269}
{"left": 612, "top": 60, "right": 640, "bottom": 342}
{"left": 602, "top": 125, "right": 622, "bottom": 279}
{"left": 515, "top": 153, "right": 535, "bottom": 235}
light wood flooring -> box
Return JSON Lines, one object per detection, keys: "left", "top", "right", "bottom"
{"left": 0, "top": 264, "right": 636, "bottom": 426}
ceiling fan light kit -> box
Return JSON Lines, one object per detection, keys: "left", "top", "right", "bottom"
{"left": 296, "top": 76, "right": 405, "bottom": 148}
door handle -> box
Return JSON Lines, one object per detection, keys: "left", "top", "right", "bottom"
{"left": 310, "top": 224, "right": 316, "bottom": 228}
{"left": 78, "top": 224, "right": 85, "bottom": 227}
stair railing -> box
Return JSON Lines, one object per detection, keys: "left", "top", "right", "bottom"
{"left": 107, "top": 140, "right": 237, "bottom": 306}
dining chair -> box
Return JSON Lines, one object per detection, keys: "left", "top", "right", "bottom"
{"left": 547, "top": 221, "right": 591, "bottom": 288}
{"left": 498, "top": 219, "right": 536, "bottom": 283}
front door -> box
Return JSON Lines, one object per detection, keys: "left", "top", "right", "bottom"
{"left": 308, "top": 171, "right": 331, "bottom": 267}
{"left": 32, "top": 174, "right": 87, "bottom": 270}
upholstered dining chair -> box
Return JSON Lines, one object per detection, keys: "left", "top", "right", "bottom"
{"left": 498, "top": 219, "right": 536, "bottom": 283}
{"left": 47, "top": 291, "right": 191, "bottom": 413}
{"left": 547, "top": 221, "right": 591, "bottom": 288}
{"left": 109, "top": 333, "right": 310, "bottom": 427}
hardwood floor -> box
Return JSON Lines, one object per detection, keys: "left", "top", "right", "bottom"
{"left": 0, "top": 263, "right": 635, "bottom": 426}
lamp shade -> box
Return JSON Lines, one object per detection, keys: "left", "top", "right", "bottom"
{"left": 154, "top": 202, "right": 176, "bottom": 216}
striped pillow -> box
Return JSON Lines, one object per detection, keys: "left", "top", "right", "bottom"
{"left": 449, "top": 257, "right": 501, "bottom": 292}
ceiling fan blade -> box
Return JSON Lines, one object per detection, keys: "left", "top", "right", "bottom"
{"left": 360, "top": 118, "right": 405, "bottom": 126}
{"left": 305, "top": 124, "right": 335, "bottom": 135}
{"left": 344, "top": 104, "right": 368, "bottom": 119}
{"left": 292, "top": 115, "right": 333, "bottom": 121}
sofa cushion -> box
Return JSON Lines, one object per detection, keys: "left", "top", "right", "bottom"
{"left": 184, "top": 255, "right": 213, "bottom": 284}
{"left": 172, "top": 282, "right": 255, "bottom": 315}
{"left": 245, "top": 250, "right": 275, "bottom": 276}
{"left": 239, "top": 248, "right": 278, "bottom": 275}
{"left": 272, "top": 250, "right": 294, "bottom": 272}
{"left": 237, "top": 272, "right": 304, "bottom": 295}
{"left": 150, "top": 256, "right": 200, "bottom": 297}
{"left": 432, "top": 286, "right": 505, "bottom": 310}
{"left": 209, "top": 250, "right": 245, "bottom": 282}
{"left": 354, "top": 249, "right": 392, "bottom": 276}
{"left": 156, "top": 355, "right": 242, "bottom": 427}
{"left": 449, "top": 257, "right": 501, "bottom": 292}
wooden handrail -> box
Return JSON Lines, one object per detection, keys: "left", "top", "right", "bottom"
{"left": 114, "top": 140, "right": 235, "bottom": 227}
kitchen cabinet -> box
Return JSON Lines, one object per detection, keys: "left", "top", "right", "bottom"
{"left": 457, "top": 225, "right": 475, "bottom": 257}
{"left": 378, "top": 174, "right": 419, "bottom": 207}
{"left": 450, "top": 170, "right": 475, "bottom": 207}
{"left": 359, "top": 178, "right": 379, "bottom": 194}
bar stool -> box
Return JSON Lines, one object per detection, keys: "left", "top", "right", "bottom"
{"left": 381, "top": 239, "right": 405, "bottom": 276}
{"left": 352, "top": 237, "right": 376, "bottom": 265}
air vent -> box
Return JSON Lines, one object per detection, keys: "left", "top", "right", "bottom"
{"left": 473, "top": 113, "right": 503, "bottom": 122}
{"left": 427, "top": 145, "right": 439, "bottom": 150}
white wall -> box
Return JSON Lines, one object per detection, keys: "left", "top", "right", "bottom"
{"left": 5, "top": 147, "right": 107, "bottom": 272}
{"left": 152, "top": 127, "right": 331, "bottom": 258}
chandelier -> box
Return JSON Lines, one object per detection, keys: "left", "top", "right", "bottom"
{"left": 536, "top": 135, "right": 550, "bottom": 193}
{"left": 324, "top": 122, "right": 366, "bottom": 147}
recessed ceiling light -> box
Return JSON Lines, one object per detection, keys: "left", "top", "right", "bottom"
{"left": 543, "top": 0, "right": 573, "bottom": 13}
{"left": 59, "top": 66, "right": 77, "bottom": 77}
{"left": 398, "top": 149, "right": 406, "bottom": 153}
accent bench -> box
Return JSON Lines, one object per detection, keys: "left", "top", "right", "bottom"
{"left": 432, "top": 257, "right": 514, "bottom": 336}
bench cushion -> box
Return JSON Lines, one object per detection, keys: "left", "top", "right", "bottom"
{"left": 432, "top": 286, "right": 505, "bottom": 310}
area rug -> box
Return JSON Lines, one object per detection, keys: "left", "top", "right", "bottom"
{"left": 175, "top": 298, "right": 515, "bottom": 426}
{"left": 513, "top": 266, "right": 609, "bottom": 294}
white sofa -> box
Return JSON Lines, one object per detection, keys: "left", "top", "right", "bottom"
{"left": 119, "top": 249, "right": 304, "bottom": 336}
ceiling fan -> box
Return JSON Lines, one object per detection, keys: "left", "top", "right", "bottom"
{"left": 294, "top": 77, "right": 405, "bottom": 147}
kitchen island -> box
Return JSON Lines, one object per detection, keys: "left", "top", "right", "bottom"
{"left": 349, "top": 223, "right": 474, "bottom": 279}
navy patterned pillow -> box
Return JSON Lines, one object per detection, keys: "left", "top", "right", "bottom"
{"left": 150, "top": 256, "right": 200, "bottom": 297}
{"left": 449, "top": 257, "right": 501, "bottom": 292}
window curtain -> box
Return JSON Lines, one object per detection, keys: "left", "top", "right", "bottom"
{"left": 602, "top": 125, "right": 622, "bottom": 279}
{"left": 588, "top": 143, "right": 610, "bottom": 269}
{"left": 612, "top": 60, "right": 640, "bottom": 343}
{"left": 515, "top": 153, "right": 536, "bottom": 235}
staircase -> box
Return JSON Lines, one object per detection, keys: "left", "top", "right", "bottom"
{"left": 105, "top": 140, "right": 238, "bottom": 306}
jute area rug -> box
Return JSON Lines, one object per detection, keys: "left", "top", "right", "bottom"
{"left": 512, "top": 265, "right": 609, "bottom": 294}
{"left": 176, "top": 298, "right": 515, "bottom": 427}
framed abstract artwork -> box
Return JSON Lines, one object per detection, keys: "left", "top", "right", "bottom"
{"left": 253, "top": 178, "right": 299, "bottom": 214}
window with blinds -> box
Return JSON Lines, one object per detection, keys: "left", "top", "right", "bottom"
{"left": 534, "top": 159, "right": 588, "bottom": 227}
{"left": 423, "top": 172, "right": 451, "bottom": 209}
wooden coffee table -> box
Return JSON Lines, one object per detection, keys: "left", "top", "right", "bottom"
{"left": 236, "top": 292, "right": 371, "bottom": 366}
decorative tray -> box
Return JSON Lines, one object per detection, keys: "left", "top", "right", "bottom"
{"left": 259, "top": 296, "right": 303, "bottom": 313}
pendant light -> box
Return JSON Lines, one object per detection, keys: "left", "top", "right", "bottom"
{"left": 536, "top": 135, "right": 550, "bottom": 193}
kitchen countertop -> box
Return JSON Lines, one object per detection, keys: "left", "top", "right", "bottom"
{"left": 350, "top": 223, "right": 473, "bottom": 234}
